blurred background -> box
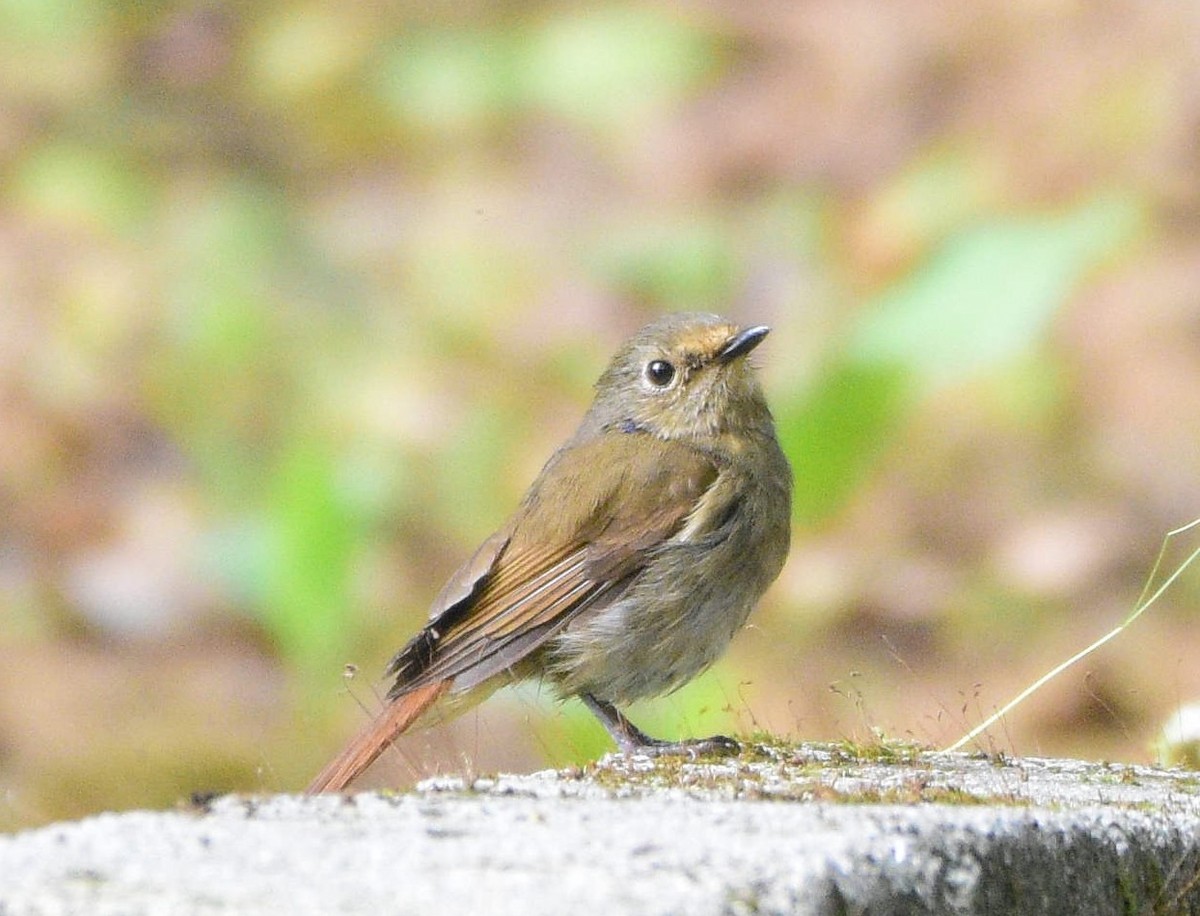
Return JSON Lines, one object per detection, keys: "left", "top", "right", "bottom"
{"left": 3, "top": 1, "right": 1200, "bottom": 831}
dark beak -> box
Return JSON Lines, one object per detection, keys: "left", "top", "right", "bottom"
{"left": 717, "top": 325, "right": 770, "bottom": 364}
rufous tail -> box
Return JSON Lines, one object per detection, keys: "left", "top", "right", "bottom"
{"left": 306, "top": 681, "right": 449, "bottom": 794}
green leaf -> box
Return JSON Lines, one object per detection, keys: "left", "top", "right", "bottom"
{"left": 849, "top": 194, "right": 1142, "bottom": 386}
{"left": 521, "top": 7, "right": 719, "bottom": 128}
{"left": 11, "top": 142, "right": 150, "bottom": 236}
{"left": 534, "top": 667, "right": 742, "bottom": 766}
{"left": 585, "top": 215, "right": 736, "bottom": 308}
{"left": 250, "top": 7, "right": 367, "bottom": 98}
{"left": 260, "top": 437, "right": 360, "bottom": 673}
{"left": 0, "top": 0, "right": 101, "bottom": 42}
{"left": 778, "top": 360, "right": 909, "bottom": 525}
{"left": 784, "top": 194, "right": 1142, "bottom": 524}
{"left": 375, "top": 29, "right": 516, "bottom": 134}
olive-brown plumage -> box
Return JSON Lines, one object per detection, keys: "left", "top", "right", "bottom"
{"left": 308, "top": 313, "right": 792, "bottom": 793}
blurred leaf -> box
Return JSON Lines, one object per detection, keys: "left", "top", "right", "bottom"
{"left": 260, "top": 437, "right": 360, "bottom": 675}
{"left": 540, "top": 698, "right": 613, "bottom": 766}
{"left": 536, "top": 667, "right": 742, "bottom": 767}
{"left": 629, "top": 666, "right": 747, "bottom": 738}
{"left": 983, "top": 353, "right": 1070, "bottom": 429}
{"left": 746, "top": 188, "right": 829, "bottom": 256}
{"left": 249, "top": 6, "right": 368, "bottom": 98}
{"left": 405, "top": 228, "right": 536, "bottom": 329}
{"left": 9, "top": 142, "right": 151, "bottom": 236}
{"left": 586, "top": 215, "right": 736, "bottom": 308}
{"left": 433, "top": 401, "right": 522, "bottom": 543}
{"left": 202, "top": 518, "right": 272, "bottom": 610}
{"left": 858, "top": 149, "right": 1001, "bottom": 263}
{"left": 521, "top": 6, "right": 719, "bottom": 128}
{"left": 850, "top": 194, "right": 1142, "bottom": 385}
{"left": 778, "top": 360, "right": 909, "bottom": 525}
{"left": 0, "top": 0, "right": 100, "bottom": 41}
{"left": 148, "top": 180, "right": 294, "bottom": 489}
{"left": 169, "top": 179, "right": 289, "bottom": 286}
{"left": 162, "top": 180, "right": 290, "bottom": 355}
{"left": 782, "top": 194, "right": 1141, "bottom": 525}
{"left": 374, "top": 28, "right": 517, "bottom": 135}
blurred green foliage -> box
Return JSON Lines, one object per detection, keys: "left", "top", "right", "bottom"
{"left": 781, "top": 361, "right": 909, "bottom": 525}
{"left": 850, "top": 194, "right": 1142, "bottom": 386}
{"left": 589, "top": 215, "right": 737, "bottom": 308}
{"left": 784, "top": 193, "right": 1144, "bottom": 523}
{"left": 262, "top": 437, "right": 362, "bottom": 675}
{"left": 2, "top": 1, "right": 1198, "bottom": 827}
{"left": 521, "top": 7, "right": 719, "bottom": 127}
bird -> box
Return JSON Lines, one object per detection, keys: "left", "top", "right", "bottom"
{"left": 307, "top": 312, "right": 792, "bottom": 793}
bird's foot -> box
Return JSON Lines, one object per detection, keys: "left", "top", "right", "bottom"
{"left": 580, "top": 693, "right": 741, "bottom": 759}
{"left": 622, "top": 733, "right": 741, "bottom": 759}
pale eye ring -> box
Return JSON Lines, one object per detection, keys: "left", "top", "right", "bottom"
{"left": 645, "top": 359, "right": 676, "bottom": 388}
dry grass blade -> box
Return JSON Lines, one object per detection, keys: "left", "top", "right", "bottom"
{"left": 940, "top": 517, "right": 1200, "bottom": 755}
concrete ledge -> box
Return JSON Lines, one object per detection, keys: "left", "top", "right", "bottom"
{"left": 2, "top": 745, "right": 1199, "bottom": 915}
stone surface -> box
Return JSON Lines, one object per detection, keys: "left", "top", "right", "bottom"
{"left": 2, "top": 744, "right": 1199, "bottom": 915}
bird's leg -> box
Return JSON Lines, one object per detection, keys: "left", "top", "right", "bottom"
{"left": 580, "top": 693, "right": 740, "bottom": 758}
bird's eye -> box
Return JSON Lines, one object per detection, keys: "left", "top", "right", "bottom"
{"left": 645, "top": 359, "right": 676, "bottom": 388}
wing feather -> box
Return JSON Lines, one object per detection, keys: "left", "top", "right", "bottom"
{"left": 385, "top": 434, "right": 720, "bottom": 699}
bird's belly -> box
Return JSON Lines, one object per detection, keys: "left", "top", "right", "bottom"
{"left": 540, "top": 555, "right": 759, "bottom": 706}
{"left": 539, "top": 463, "right": 790, "bottom": 707}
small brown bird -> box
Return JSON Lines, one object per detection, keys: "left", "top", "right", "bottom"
{"left": 307, "top": 313, "right": 792, "bottom": 793}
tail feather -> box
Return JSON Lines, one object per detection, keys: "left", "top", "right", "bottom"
{"left": 306, "top": 681, "right": 449, "bottom": 794}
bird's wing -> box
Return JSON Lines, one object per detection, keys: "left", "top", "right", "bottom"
{"left": 385, "top": 433, "right": 719, "bottom": 696}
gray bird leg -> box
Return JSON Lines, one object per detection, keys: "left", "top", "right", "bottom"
{"left": 580, "top": 693, "right": 740, "bottom": 758}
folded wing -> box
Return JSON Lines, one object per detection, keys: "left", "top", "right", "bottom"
{"left": 385, "top": 433, "right": 719, "bottom": 698}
